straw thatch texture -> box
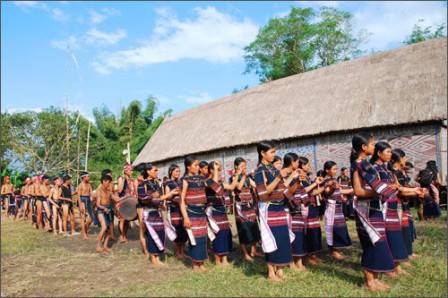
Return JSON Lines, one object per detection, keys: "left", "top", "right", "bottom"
{"left": 134, "top": 38, "right": 447, "bottom": 165}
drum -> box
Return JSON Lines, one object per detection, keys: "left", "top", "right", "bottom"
{"left": 117, "top": 196, "right": 138, "bottom": 221}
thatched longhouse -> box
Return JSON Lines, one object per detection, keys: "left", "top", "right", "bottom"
{"left": 134, "top": 38, "right": 447, "bottom": 183}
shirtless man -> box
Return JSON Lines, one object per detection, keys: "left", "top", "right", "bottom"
{"left": 41, "top": 175, "right": 53, "bottom": 231}
{"left": 101, "top": 169, "right": 116, "bottom": 240}
{"left": 77, "top": 172, "right": 93, "bottom": 239}
{"left": 34, "top": 175, "right": 46, "bottom": 229}
{"left": 1, "top": 176, "right": 14, "bottom": 220}
{"left": 48, "top": 177, "right": 63, "bottom": 235}
{"left": 116, "top": 164, "right": 135, "bottom": 243}
{"left": 21, "top": 178, "right": 32, "bottom": 222}
{"left": 60, "top": 175, "right": 78, "bottom": 236}
{"left": 96, "top": 174, "right": 122, "bottom": 252}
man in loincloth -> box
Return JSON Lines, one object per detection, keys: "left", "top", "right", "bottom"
{"left": 60, "top": 175, "right": 79, "bottom": 236}
{"left": 77, "top": 172, "right": 94, "bottom": 239}
{"left": 95, "top": 174, "right": 122, "bottom": 252}
{"left": 1, "top": 176, "right": 14, "bottom": 220}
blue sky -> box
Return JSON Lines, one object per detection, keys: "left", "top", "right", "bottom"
{"left": 2, "top": 1, "right": 447, "bottom": 121}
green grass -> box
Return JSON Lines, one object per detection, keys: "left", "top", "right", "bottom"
{"left": 1, "top": 211, "right": 447, "bottom": 297}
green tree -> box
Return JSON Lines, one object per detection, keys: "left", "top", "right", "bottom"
{"left": 244, "top": 6, "right": 368, "bottom": 82}
{"left": 3, "top": 107, "right": 82, "bottom": 175}
{"left": 403, "top": 19, "right": 446, "bottom": 45}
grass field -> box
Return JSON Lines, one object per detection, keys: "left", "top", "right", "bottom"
{"left": 1, "top": 210, "right": 446, "bottom": 297}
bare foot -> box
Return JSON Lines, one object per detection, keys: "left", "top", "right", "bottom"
{"left": 96, "top": 246, "right": 103, "bottom": 253}
{"left": 251, "top": 252, "right": 264, "bottom": 258}
{"left": 331, "top": 251, "right": 345, "bottom": 260}
{"left": 409, "top": 253, "right": 419, "bottom": 259}
{"left": 268, "top": 275, "right": 282, "bottom": 282}
{"left": 157, "top": 260, "right": 166, "bottom": 266}
{"left": 102, "top": 247, "right": 111, "bottom": 252}
{"left": 276, "top": 268, "right": 284, "bottom": 279}
{"left": 244, "top": 255, "right": 254, "bottom": 262}
{"left": 200, "top": 266, "right": 209, "bottom": 272}
{"left": 82, "top": 234, "right": 89, "bottom": 240}
{"left": 374, "top": 279, "right": 391, "bottom": 291}
{"left": 193, "top": 266, "right": 202, "bottom": 272}
{"left": 396, "top": 266, "right": 409, "bottom": 275}
{"left": 385, "top": 271, "right": 399, "bottom": 279}
{"left": 176, "top": 254, "right": 186, "bottom": 260}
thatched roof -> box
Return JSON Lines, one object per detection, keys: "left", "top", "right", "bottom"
{"left": 134, "top": 38, "right": 447, "bottom": 165}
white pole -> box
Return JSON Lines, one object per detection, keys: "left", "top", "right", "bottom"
{"left": 85, "top": 121, "right": 91, "bottom": 171}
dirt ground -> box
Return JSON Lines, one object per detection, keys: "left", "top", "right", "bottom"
{"left": 1, "top": 212, "right": 194, "bottom": 297}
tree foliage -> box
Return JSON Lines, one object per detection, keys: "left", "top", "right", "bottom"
{"left": 403, "top": 19, "right": 447, "bottom": 45}
{"left": 244, "top": 6, "right": 369, "bottom": 82}
{"left": 1, "top": 97, "right": 170, "bottom": 186}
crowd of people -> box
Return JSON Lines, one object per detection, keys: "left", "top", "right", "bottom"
{"left": 0, "top": 133, "right": 444, "bottom": 291}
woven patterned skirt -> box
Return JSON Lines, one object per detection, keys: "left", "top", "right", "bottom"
{"left": 145, "top": 210, "right": 165, "bottom": 255}
{"left": 265, "top": 204, "right": 292, "bottom": 266}
{"left": 169, "top": 205, "right": 188, "bottom": 243}
{"left": 305, "top": 205, "right": 322, "bottom": 254}
{"left": 355, "top": 200, "right": 395, "bottom": 273}
{"left": 235, "top": 202, "right": 260, "bottom": 245}
{"left": 187, "top": 205, "right": 208, "bottom": 262}
{"left": 211, "top": 205, "right": 232, "bottom": 255}
{"left": 385, "top": 201, "right": 408, "bottom": 262}
{"left": 290, "top": 208, "right": 306, "bottom": 257}
{"left": 329, "top": 204, "right": 352, "bottom": 248}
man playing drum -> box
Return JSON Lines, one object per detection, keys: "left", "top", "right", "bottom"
{"left": 116, "top": 164, "right": 136, "bottom": 243}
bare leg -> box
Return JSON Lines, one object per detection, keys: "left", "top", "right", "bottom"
{"left": 52, "top": 205, "right": 59, "bottom": 235}
{"left": 250, "top": 243, "right": 264, "bottom": 258}
{"left": 137, "top": 208, "right": 149, "bottom": 256}
{"left": 295, "top": 256, "right": 306, "bottom": 270}
{"left": 214, "top": 254, "right": 222, "bottom": 266}
{"left": 23, "top": 200, "right": 29, "bottom": 221}
{"left": 199, "top": 261, "right": 209, "bottom": 272}
{"left": 42, "top": 201, "right": 52, "bottom": 230}
{"left": 36, "top": 200, "right": 43, "bottom": 230}
{"left": 4, "top": 198, "right": 9, "bottom": 220}
{"left": 69, "top": 209, "right": 76, "bottom": 234}
{"left": 267, "top": 264, "right": 281, "bottom": 282}
{"left": 241, "top": 244, "right": 253, "bottom": 262}
{"left": 62, "top": 204, "right": 69, "bottom": 235}
{"left": 276, "top": 266, "right": 284, "bottom": 279}
{"left": 109, "top": 214, "right": 116, "bottom": 240}
{"left": 97, "top": 214, "right": 107, "bottom": 252}
{"left": 118, "top": 218, "right": 128, "bottom": 242}
{"left": 221, "top": 255, "right": 230, "bottom": 266}
{"left": 80, "top": 201, "right": 88, "bottom": 239}
{"left": 192, "top": 261, "right": 201, "bottom": 272}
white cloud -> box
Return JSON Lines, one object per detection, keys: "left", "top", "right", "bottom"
{"left": 51, "top": 8, "right": 69, "bottom": 23}
{"left": 92, "top": 6, "right": 259, "bottom": 74}
{"left": 50, "top": 36, "right": 80, "bottom": 51}
{"left": 91, "top": 62, "right": 112, "bottom": 75}
{"left": 351, "top": 1, "right": 447, "bottom": 51}
{"left": 88, "top": 8, "right": 121, "bottom": 25}
{"left": 13, "top": 1, "right": 41, "bottom": 8}
{"left": 86, "top": 28, "right": 127, "bottom": 45}
{"left": 178, "top": 92, "right": 214, "bottom": 104}
{"left": 89, "top": 11, "right": 108, "bottom": 24}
